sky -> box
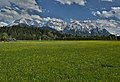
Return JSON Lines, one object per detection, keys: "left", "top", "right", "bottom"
{"left": 37, "top": 0, "right": 120, "bottom": 21}
{"left": 0, "top": 0, "right": 120, "bottom": 23}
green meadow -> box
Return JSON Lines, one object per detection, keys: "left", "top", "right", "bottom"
{"left": 0, "top": 41, "right": 120, "bottom": 82}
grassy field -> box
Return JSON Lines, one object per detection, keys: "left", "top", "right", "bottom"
{"left": 0, "top": 41, "right": 120, "bottom": 82}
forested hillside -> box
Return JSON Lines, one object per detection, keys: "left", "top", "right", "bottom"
{"left": 0, "top": 25, "right": 64, "bottom": 41}
{"left": 0, "top": 25, "right": 120, "bottom": 41}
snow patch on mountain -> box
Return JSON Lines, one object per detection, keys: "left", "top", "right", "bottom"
{"left": 0, "top": 22, "right": 8, "bottom": 27}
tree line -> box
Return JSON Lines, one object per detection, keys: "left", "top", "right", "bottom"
{"left": 0, "top": 25, "right": 120, "bottom": 41}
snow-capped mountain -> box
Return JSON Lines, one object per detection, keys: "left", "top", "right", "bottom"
{"left": 43, "top": 17, "right": 67, "bottom": 31}
{"left": 0, "top": 22, "right": 8, "bottom": 27}
{"left": 1, "top": 17, "right": 120, "bottom": 36}
{"left": 9, "top": 17, "right": 43, "bottom": 27}
{"left": 62, "top": 20, "right": 110, "bottom": 36}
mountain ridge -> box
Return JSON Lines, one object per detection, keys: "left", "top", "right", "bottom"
{"left": 0, "top": 17, "right": 115, "bottom": 36}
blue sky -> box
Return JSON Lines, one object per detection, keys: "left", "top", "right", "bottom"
{"left": 37, "top": 0, "right": 120, "bottom": 21}
{"left": 0, "top": 0, "right": 120, "bottom": 23}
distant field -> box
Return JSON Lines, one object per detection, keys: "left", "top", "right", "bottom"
{"left": 0, "top": 41, "right": 120, "bottom": 82}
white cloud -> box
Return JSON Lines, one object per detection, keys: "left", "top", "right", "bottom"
{"left": 92, "top": 11, "right": 101, "bottom": 16}
{"left": 0, "top": 0, "right": 41, "bottom": 12}
{"left": 92, "top": 7, "right": 120, "bottom": 20}
{"left": 92, "top": 11, "right": 113, "bottom": 18}
{"left": 0, "top": 0, "right": 42, "bottom": 23}
{"left": 43, "top": 17, "right": 64, "bottom": 22}
{"left": 56, "top": 0, "right": 86, "bottom": 6}
{"left": 31, "top": 15, "right": 42, "bottom": 20}
{"left": 101, "top": 0, "right": 113, "bottom": 2}
{"left": 0, "top": 8, "right": 19, "bottom": 22}
{"left": 111, "top": 7, "right": 120, "bottom": 19}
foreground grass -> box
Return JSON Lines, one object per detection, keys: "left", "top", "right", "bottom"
{"left": 0, "top": 41, "right": 120, "bottom": 82}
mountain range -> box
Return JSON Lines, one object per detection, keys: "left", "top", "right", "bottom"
{"left": 1, "top": 17, "right": 120, "bottom": 36}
